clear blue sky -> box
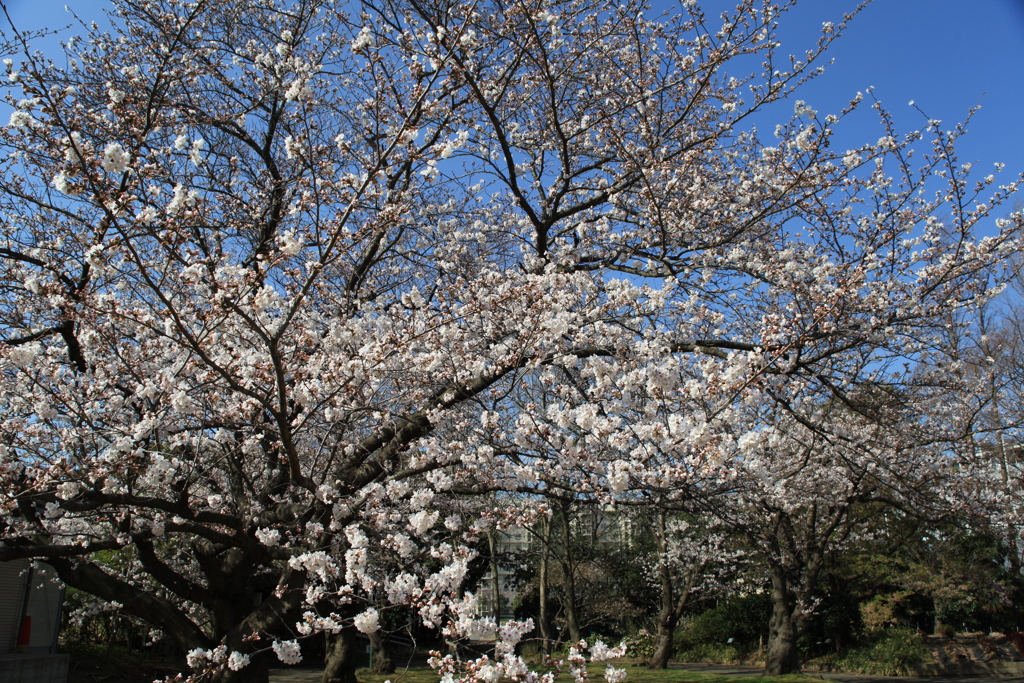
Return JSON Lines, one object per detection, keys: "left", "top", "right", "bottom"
{"left": 4, "top": 0, "right": 1024, "bottom": 183}
{"left": 767, "top": 0, "right": 1024, "bottom": 177}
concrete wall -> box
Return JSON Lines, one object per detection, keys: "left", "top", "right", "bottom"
{"left": 0, "top": 653, "right": 69, "bottom": 683}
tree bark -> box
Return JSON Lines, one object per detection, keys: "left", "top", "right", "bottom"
{"left": 369, "top": 630, "right": 394, "bottom": 674}
{"left": 322, "top": 627, "right": 360, "bottom": 683}
{"left": 647, "top": 628, "right": 675, "bottom": 671}
{"left": 45, "top": 541, "right": 311, "bottom": 683}
{"left": 764, "top": 568, "right": 801, "bottom": 676}
{"left": 989, "top": 378, "right": 1022, "bottom": 574}
{"left": 761, "top": 506, "right": 835, "bottom": 677}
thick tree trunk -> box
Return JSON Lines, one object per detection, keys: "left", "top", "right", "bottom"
{"left": 764, "top": 569, "right": 801, "bottom": 676}
{"left": 322, "top": 627, "right": 359, "bottom": 683}
{"left": 764, "top": 608, "right": 800, "bottom": 675}
{"left": 369, "top": 630, "right": 394, "bottom": 674}
{"left": 990, "top": 384, "right": 1022, "bottom": 575}
{"left": 761, "top": 508, "right": 834, "bottom": 677}
{"left": 48, "top": 549, "right": 308, "bottom": 683}
{"left": 647, "top": 629, "right": 675, "bottom": 670}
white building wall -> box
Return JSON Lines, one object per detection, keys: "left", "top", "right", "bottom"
{"left": 0, "top": 560, "right": 64, "bottom": 654}
{"left": 0, "top": 559, "right": 30, "bottom": 654}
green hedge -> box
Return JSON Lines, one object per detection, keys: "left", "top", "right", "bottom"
{"left": 812, "top": 628, "right": 926, "bottom": 676}
{"left": 675, "top": 594, "right": 772, "bottom": 653}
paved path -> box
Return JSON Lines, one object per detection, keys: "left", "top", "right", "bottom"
{"left": 671, "top": 662, "right": 1024, "bottom": 682}
{"left": 269, "top": 662, "right": 1024, "bottom": 683}
{"left": 269, "top": 667, "right": 326, "bottom": 682}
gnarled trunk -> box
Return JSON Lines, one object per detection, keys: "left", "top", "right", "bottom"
{"left": 762, "top": 508, "right": 833, "bottom": 677}
{"left": 322, "top": 627, "right": 359, "bottom": 683}
{"left": 764, "top": 562, "right": 810, "bottom": 677}
{"left": 369, "top": 630, "right": 394, "bottom": 674}
{"left": 647, "top": 629, "right": 675, "bottom": 671}
{"left": 764, "top": 591, "right": 800, "bottom": 676}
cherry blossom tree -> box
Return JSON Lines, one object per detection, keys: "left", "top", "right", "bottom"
{"left": 0, "top": 0, "right": 1020, "bottom": 681}
{"left": 645, "top": 511, "right": 737, "bottom": 669}
{"left": 945, "top": 281, "right": 1024, "bottom": 571}
{"left": 711, "top": 410, "right": 902, "bottom": 675}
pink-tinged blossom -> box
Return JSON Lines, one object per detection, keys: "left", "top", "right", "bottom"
{"left": 8, "top": 110, "right": 32, "bottom": 128}
{"left": 100, "top": 142, "right": 130, "bottom": 173}
{"left": 353, "top": 607, "right": 379, "bottom": 633}
{"left": 51, "top": 172, "right": 73, "bottom": 194}
{"left": 272, "top": 640, "right": 302, "bottom": 665}
{"left": 288, "top": 552, "right": 339, "bottom": 581}
{"left": 7, "top": 342, "right": 41, "bottom": 368}
{"left": 189, "top": 138, "right": 205, "bottom": 165}
{"left": 285, "top": 79, "right": 312, "bottom": 101}
{"left": 606, "top": 461, "right": 630, "bottom": 495}
{"left": 350, "top": 27, "right": 372, "bottom": 52}
{"left": 186, "top": 648, "right": 207, "bottom": 669}
{"left": 135, "top": 206, "right": 158, "bottom": 224}
{"left": 255, "top": 528, "right": 280, "bottom": 546}
{"left": 278, "top": 230, "right": 302, "bottom": 256}
{"left": 409, "top": 490, "right": 434, "bottom": 510}
{"left": 166, "top": 183, "right": 196, "bottom": 214}
{"left": 63, "top": 132, "right": 89, "bottom": 162}
{"left": 385, "top": 573, "right": 420, "bottom": 604}
{"left": 605, "top": 666, "right": 627, "bottom": 683}
{"left": 408, "top": 510, "right": 439, "bottom": 536}
{"left": 589, "top": 639, "right": 627, "bottom": 661}
{"left": 227, "top": 651, "right": 250, "bottom": 671}
{"left": 0, "top": 1, "right": 1019, "bottom": 682}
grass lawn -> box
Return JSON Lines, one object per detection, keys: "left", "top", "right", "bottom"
{"left": 356, "top": 661, "right": 824, "bottom": 683}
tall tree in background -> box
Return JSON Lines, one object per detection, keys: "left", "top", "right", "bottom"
{"left": 0, "top": 0, "right": 1020, "bottom": 681}
{"left": 954, "top": 273, "right": 1024, "bottom": 570}
{"left": 706, "top": 405, "right": 953, "bottom": 676}
{"left": 646, "top": 511, "right": 736, "bottom": 669}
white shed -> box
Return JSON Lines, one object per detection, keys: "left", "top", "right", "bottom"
{"left": 0, "top": 560, "right": 29, "bottom": 654}
{"left": 0, "top": 559, "right": 68, "bottom": 683}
